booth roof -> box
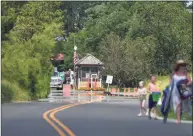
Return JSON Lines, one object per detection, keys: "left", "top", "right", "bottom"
{"left": 75, "top": 53, "right": 104, "bottom": 66}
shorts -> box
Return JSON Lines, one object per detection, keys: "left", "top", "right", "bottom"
{"left": 139, "top": 94, "right": 146, "bottom": 102}
{"left": 148, "top": 94, "right": 157, "bottom": 108}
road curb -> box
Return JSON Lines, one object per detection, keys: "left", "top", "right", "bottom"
{"left": 151, "top": 113, "right": 192, "bottom": 124}
{"left": 157, "top": 116, "right": 192, "bottom": 124}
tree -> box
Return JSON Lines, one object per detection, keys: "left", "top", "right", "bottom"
{"left": 1, "top": 1, "right": 26, "bottom": 41}
{"left": 128, "top": 2, "right": 192, "bottom": 73}
{"left": 99, "top": 33, "right": 153, "bottom": 86}
{"left": 2, "top": 1, "right": 64, "bottom": 99}
{"left": 69, "top": 1, "right": 192, "bottom": 83}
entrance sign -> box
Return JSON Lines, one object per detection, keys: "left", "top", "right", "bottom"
{"left": 106, "top": 75, "right": 113, "bottom": 93}
{"left": 106, "top": 75, "right": 113, "bottom": 84}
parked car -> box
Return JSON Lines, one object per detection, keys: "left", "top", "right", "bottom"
{"left": 59, "top": 71, "right": 65, "bottom": 84}
{"left": 50, "top": 72, "right": 63, "bottom": 90}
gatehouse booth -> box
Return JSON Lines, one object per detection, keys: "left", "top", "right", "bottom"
{"left": 75, "top": 54, "right": 104, "bottom": 89}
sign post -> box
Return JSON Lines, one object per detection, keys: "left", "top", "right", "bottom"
{"left": 106, "top": 75, "right": 113, "bottom": 93}
{"left": 107, "top": 83, "right": 110, "bottom": 92}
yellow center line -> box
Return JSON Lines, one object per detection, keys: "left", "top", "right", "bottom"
{"left": 43, "top": 96, "right": 105, "bottom": 136}
{"left": 43, "top": 104, "right": 79, "bottom": 136}
{"left": 50, "top": 103, "right": 85, "bottom": 136}
{"left": 43, "top": 109, "right": 67, "bottom": 136}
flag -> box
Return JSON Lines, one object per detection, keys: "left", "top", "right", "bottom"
{"left": 73, "top": 51, "right": 78, "bottom": 64}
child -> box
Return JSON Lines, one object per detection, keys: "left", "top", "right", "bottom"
{"left": 137, "top": 81, "right": 147, "bottom": 116}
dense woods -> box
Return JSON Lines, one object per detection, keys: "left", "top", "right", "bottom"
{"left": 1, "top": 1, "right": 192, "bottom": 102}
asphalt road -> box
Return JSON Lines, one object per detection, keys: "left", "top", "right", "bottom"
{"left": 2, "top": 101, "right": 192, "bottom": 136}
{"left": 2, "top": 102, "right": 70, "bottom": 136}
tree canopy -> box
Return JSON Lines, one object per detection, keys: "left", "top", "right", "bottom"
{"left": 2, "top": 1, "right": 192, "bottom": 98}
{"left": 59, "top": 2, "right": 192, "bottom": 85}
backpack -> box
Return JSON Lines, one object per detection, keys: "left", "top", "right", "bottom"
{"left": 177, "top": 79, "right": 192, "bottom": 99}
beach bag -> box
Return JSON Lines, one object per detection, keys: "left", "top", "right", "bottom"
{"left": 160, "top": 86, "right": 170, "bottom": 116}
{"left": 152, "top": 92, "right": 161, "bottom": 102}
{"left": 177, "top": 79, "right": 192, "bottom": 99}
{"left": 157, "top": 97, "right": 162, "bottom": 105}
{"left": 161, "top": 76, "right": 175, "bottom": 117}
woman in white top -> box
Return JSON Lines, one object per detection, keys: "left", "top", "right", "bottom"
{"left": 137, "top": 81, "right": 147, "bottom": 116}
{"left": 170, "top": 60, "right": 192, "bottom": 124}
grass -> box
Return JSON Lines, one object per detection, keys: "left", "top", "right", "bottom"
{"left": 153, "top": 74, "right": 192, "bottom": 121}
{"left": 104, "top": 74, "right": 193, "bottom": 121}
{"left": 1, "top": 79, "right": 31, "bottom": 103}
{"left": 157, "top": 106, "right": 192, "bottom": 121}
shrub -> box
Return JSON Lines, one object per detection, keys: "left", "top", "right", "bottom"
{"left": 1, "top": 79, "right": 31, "bottom": 103}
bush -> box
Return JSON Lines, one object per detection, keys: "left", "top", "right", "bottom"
{"left": 1, "top": 80, "right": 31, "bottom": 103}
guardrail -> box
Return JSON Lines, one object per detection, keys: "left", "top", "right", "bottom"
{"left": 106, "top": 88, "right": 138, "bottom": 97}
{"left": 61, "top": 84, "right": 139, "bottom": 98}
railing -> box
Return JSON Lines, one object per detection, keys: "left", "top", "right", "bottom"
{"left": 106, "top": 88, "right": 138, "bottom": 97}
{"left": 78, "top": 78, "right": 102, "bottom": 89}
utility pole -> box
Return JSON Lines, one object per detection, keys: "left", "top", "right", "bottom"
{"left": 74, "top": 37, "right": 76, "bottom": 72}
{"left": 73, "top": 37, "right": 77, "bottom": 89}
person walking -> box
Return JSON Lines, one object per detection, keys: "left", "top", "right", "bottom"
{"left": 137, "top": 81, "right": 148, "bottom": 116}
{"left": 69, "top": 69, "right": 74, "bottom": 89}
{"left": 169, "top": 60, "right": 192, "bottom": 124}
{"left": 147, "top": 76, "right": 161, "bottom": 120}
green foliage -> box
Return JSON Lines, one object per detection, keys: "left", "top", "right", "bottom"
{"left": 1, "top": 80, "right": 30, "bottom": 103}
{"left": 2, "top": 2, "right": 64, "bottom": 100}
{"left": 2, "top": 1, "right": 192, "bottom": 101}
{"left": 9, "top": 1, "right": 63, "bottom": 41}
{"left": 1, "top": 1, "right": 26, "bottom": 41}
{"left": 64, "top": 2, "right": 192, "bottom": 86}
{"left": 58, "top": 31, "right": 88, "bottom": 70}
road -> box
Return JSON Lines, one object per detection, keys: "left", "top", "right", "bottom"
{"left": 2, "top": 100, "right": 192, "bottom": 136}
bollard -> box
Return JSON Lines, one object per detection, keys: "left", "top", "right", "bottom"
{"left": 78, "top": 94, "right": 80, "bottom": 102}
{"left": 78, "top": 78, "right": 80, "bottom": 89}
{"left": 112, "top": 88, "right": 116, "bottom": 96}
{"left": 88, "top": 78, "right": 90, "bottom": 90}
{"left": 94, "top": 78, "right": 97, "bottom": 90}
{"left": 127, "top": 88, "right": 130, "bottom": 97}
{"left": 117, "top": 88, "right": 120, "bottom": 96}
{"left": 63, "top": 84, "right": 71, "bottom": 97}
{"left": 124, "top": 88, "right": 126, "bottom": 96}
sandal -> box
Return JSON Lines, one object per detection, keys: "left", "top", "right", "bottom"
{"left": 176, "top": 120, "right": 181, "bottom": 124}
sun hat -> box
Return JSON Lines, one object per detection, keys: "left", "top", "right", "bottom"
{"left": 176, "top": 60, "right": 186, "bottom": 65}
{"left": 174, "top": 60, "right": 187, "bottom": 72}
